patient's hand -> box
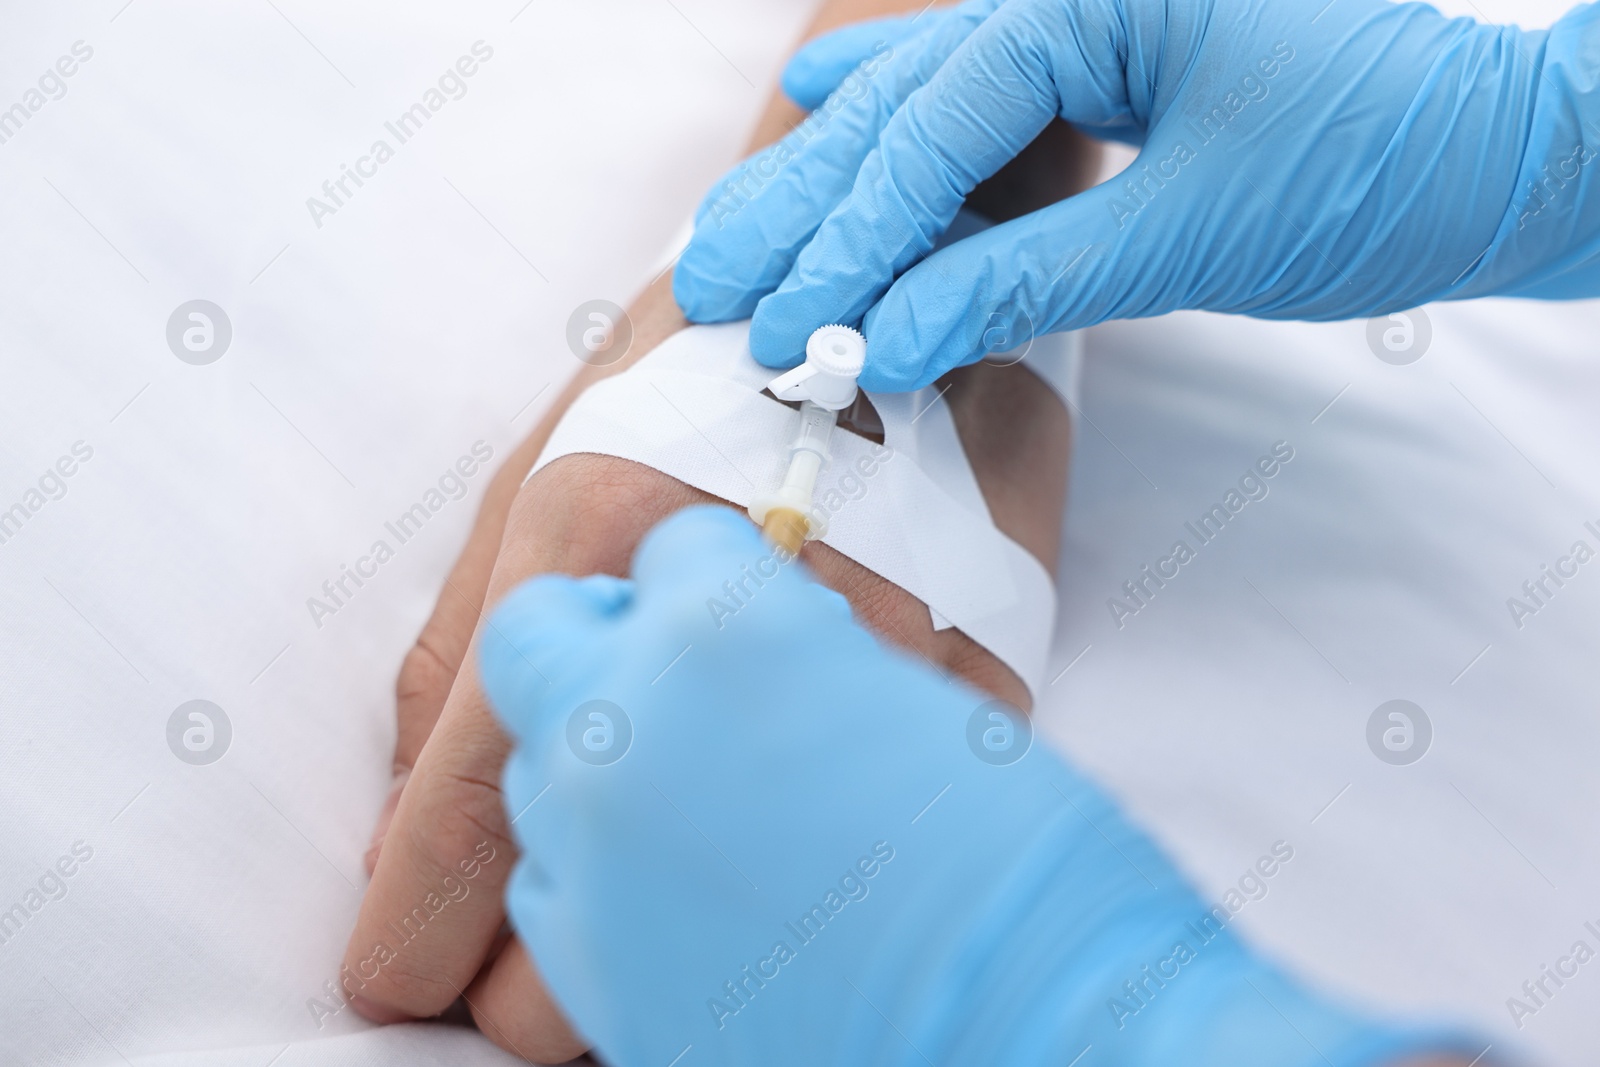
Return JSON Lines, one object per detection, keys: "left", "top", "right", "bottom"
{"left": 342, "top": 1, "right": 1089, "bottom": 1052}
{"left": 340, "top": 266, "right": 1070, "bottom": 1059}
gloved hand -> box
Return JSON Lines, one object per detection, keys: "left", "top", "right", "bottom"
{"left": 480, "top": 506, "right": 1484, "bottom": 1067}
{"left": 675, "top": 0, "right": 1600, "bottom": 392}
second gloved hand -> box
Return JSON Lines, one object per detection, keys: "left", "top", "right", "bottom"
{"left": 676, "top": 0, "right": 1600, "bottom": 391}
{"left": 480, "top": 506, "right": 1482, "bottom": 1067}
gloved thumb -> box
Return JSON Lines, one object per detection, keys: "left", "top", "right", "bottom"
{"left": 481, "top": 574, "right": 634, "bottom": 739}
{"left": 629, "top": 505, "right": 799, "bottom": 607}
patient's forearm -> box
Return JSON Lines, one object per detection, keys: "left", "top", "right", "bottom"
{"left": 408, "top": 0, "right": 1071, "bottom": 780}
{"left": 427, "top": 1, "right": 1082, "bottom": 777}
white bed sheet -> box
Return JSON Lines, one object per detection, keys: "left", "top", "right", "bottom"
{"left": 0, "top": 0, "right": 1594, "bottom": 1064}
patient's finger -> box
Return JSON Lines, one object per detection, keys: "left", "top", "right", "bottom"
{"left": 343, "top": 655, "right": 521, "bottom": 1021}
{"left": 369, "top": 538, "right": 494, "bottom": 878}
{"left": 343, "top": 465, "right": 666, "bottom": 1028}
{"left": 465, "top": 937, "right": 588, "bottom": 1064}
{"left": 369, "top": 431, "right": 553, "bottom": 876}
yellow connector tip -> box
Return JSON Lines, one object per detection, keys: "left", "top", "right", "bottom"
{"left": 761, "top": 507, "right": 809, "bottom": 555}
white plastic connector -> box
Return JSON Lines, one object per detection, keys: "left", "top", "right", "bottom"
{"left": 768, "top": 324, "right": 866, "bottom": 411}
{"left": 748, "top": 401, "right": 836, "bottom": 539}
{"left": 750, "top": 325, "right": 866, "bottom": 549}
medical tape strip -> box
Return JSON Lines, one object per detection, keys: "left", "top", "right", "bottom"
{"left": 526, "top": 321, "right": 1068, "bottom": 700}
{"left": 991, "top": 325, "right": 1082, "bottom": 413}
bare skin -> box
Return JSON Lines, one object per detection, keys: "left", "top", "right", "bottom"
{"left": 339, "top": 4, "right": 1475, "bottom": 1065}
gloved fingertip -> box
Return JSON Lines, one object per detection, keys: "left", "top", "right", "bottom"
{"left": 670, "top": 259, "right": 712, "bottom": 322}
{"left": 779, "top": 28, "right": 851, "bottom": 110}
{"left": 496, "top": 573, "right": 634, "bottom": 631}
{"left": 781, "top": 17, "right": 905, "bottom": 110}
{"left": 856, "top": 363, "right": 920, "bottom": 394}
{"left": 673, "top": 242, "right": 768, "bottom": 325}
{"left": 782, "top": 12, "right": 947, "bottom": 109}
{"left": 779, "top": 60, "right": 832, "bottom": 113}
{"left": 479, "top": 623, "right": 545, "bottom": 737}
{"left": 857, "top": 284, "right": 958, "bottom": 393}
{"left": 480, "top": 574, "right": 634, "bottom": 733}
{"left": 747, "top": 332, "right": 804, "bottom": 369}
{"left": 855, "top": 324, "right": 930, "bottom": 393}
{"left": 810, "top": 583, "right": 854, "bottom": 624}
{"left": 632, "top": 506, "right": 766, "bottom": 595}
{"left": 748, "top": 300, "right": 810, "bottom": 369}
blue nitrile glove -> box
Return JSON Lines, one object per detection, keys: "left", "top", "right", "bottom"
{"left": 779, "top": 12, "right": 948, "bottom": 111}
{"left": 480, "top": 506, "right": 1490, "bottom": 1067}
{"left": 674, "top": 2, "right": 995, "bottom": 327}
{"left": 675, "top": 0, "right": 1600, "bottom": 392}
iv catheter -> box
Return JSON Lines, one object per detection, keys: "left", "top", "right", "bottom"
{"left": 748, "top": 324, "right": 866, "bottom": 554}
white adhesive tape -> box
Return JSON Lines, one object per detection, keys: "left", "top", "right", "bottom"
{"left": 526, "top": 321, "right": 1078, "bottom": 701}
